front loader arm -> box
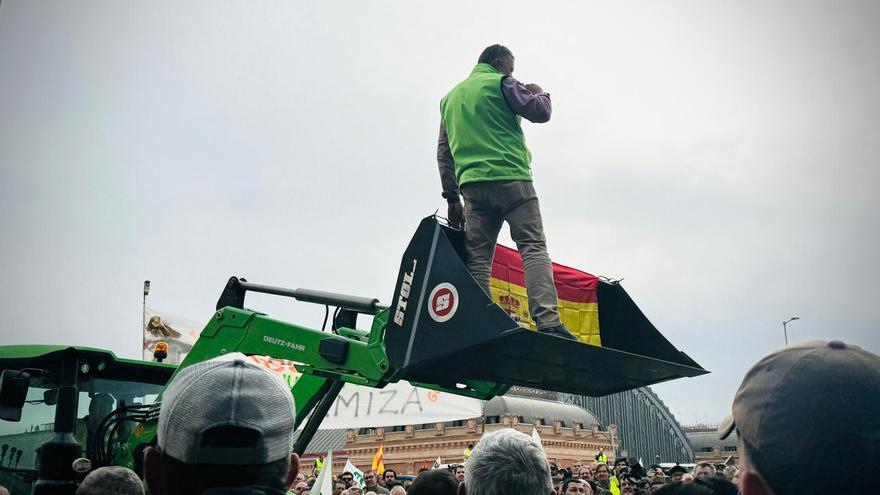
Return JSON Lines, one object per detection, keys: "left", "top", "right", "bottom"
{"left": 118, "top": 279, "right": 396, "bottom": 468}
{"left": 188, "top": 307, "right": 392, "bottom": 414}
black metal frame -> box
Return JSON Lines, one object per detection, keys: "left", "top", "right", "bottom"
{"left": 216, "top": 277, "right": 387, "bottom": 316}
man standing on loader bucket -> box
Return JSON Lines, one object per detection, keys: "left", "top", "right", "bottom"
{"left": 437, "top": 44, "right": 575, "bottom": 340}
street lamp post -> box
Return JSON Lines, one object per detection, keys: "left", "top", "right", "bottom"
{"left": 783, "top": 316, "right": 800, "bottom": 345}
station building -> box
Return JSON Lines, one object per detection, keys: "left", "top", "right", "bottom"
{"left": 683, "top": 425, "right": 739, "bottom": 466}
{"left": 298, "top": 386, "right": 695, "bottom": 475}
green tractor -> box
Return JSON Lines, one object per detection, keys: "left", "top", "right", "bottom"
{"left": 0, "top": 217, "right": 707, "bottom": 494}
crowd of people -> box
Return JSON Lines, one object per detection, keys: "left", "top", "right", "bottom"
{"left": 2, "top": 339, "right": 875, "bottom": 495}
{"left": 280, "top": 456, "right": 737, "bottom": 495}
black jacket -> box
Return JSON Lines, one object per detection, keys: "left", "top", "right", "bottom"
{"left": 197, "top": 486, "right": 289, "bottom": 495}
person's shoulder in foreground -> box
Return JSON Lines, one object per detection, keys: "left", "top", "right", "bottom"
{"left": 719, "top": 340, "right": 880, "bottom": 495}
{"left": 143, "top": 353, "right": 299, "bottom": 495}
{"left": 652, "top": 477, "right": 737, "bottom": 495}
{"left": 465, "top": 428, "right": 551, "bottom": 495}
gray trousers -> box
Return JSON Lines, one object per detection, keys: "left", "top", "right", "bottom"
{"left": 460, "top": 180, "right": 561, "bottom": 329}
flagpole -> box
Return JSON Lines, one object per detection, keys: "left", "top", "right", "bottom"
{"left": 141, "top": 280, "right": 150, "bottom": 337}
{"left": 143, "top": 280, "right": 150, "bottom": 352}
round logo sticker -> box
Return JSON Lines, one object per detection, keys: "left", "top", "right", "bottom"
{"left": 428, "top": 283, "right": 459, "bottom": 322}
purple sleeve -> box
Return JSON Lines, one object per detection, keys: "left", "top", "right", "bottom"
{"left": 501, "top": 77, "right": 552, "bottom": 123}
{"left": 437, "top": 125, "right": 459, "bottom": 202}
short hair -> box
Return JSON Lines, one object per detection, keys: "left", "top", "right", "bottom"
{"left": 561, "top": 479, "right": 587, "bottom": 494}
{"left": 478, "top": 45, "right": 512, "bottom": 65}
{"left": 465, "top": 428, "right": 551, "bottom": 495}
{"left": 693, "top": 462, "right": 716, "bottom": 475}
{"left": 384, "top": 469, "right": 397, "bottom": 478}
{"left": 408, "top": 469, "right": 458, "bottom": 495}
{"left": 77, "top": 466, "right": 144, "bottom": 495}
{"left": 390, "top": 486, "right": 407, "bottom": 495}
{"left": 161, "top": 452, "right": 290, "bottom": 494}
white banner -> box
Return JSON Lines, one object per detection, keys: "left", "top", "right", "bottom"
{"left": 316, "top": 380, "right": 483, "bottom": 430}
{"left": 245, "top": 355, "right": 484, "bottom": 429}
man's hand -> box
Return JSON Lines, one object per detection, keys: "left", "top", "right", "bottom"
{"left": 447, "top": 201, "right": 465, "bottom": 230}
{"left": 525, "top": 83, "right": 544, "bottom": 94}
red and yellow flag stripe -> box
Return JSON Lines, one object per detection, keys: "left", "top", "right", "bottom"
{"left": 490, "top": 245, "right": 601, "bottom": 346}
{"left": 372, "top": 444, "right": 385, "bottom": 473}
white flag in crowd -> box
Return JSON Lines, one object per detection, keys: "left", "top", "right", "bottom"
{"left": 531, "top": 427, "right": 543, "bottom": 449}
{"left": 314, "top": 450, "right": 334, "bottom": 495}
{"left": 432, "top": 456, "right": 443, "bottom": 469}
{"left": 344, "top": 460, "right": 365, "bottom": 488}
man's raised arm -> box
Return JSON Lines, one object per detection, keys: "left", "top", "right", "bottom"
{"left": 501, "top": 77, "right": 552, "bottom": 123}
{"left": 437, "top": 125, "right": 464, "bottom": 229}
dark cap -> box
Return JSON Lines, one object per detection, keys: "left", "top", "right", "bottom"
{"left": 667, "top": 465, "right": 687, "bottom": 475}
{"left": 618, "top": 468, "right": 640, "bottom": 482}
{"left": 719, "top": 340, "right": 880, "bottom": 495}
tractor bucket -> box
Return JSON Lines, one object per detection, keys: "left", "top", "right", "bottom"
{"left": 384, "top": 216, "right": 708, "bottom": 396}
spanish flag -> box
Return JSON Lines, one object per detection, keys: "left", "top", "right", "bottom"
{"left": 372, "top": 444, "right": 385, "bottom": 473}
{"left": 490, "top": 245, "right": 601, "bottom": 345}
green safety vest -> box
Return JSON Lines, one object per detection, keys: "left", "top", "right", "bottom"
{"left": 440, "top": 63, "right": 532, "bottom": 187}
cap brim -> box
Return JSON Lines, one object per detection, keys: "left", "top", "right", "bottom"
{"left": 718, "top": 414, "right": 736, "bottom": 439}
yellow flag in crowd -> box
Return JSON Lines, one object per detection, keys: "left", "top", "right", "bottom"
{"left": 372, "top": 444, "right": 385, "bottom": 473}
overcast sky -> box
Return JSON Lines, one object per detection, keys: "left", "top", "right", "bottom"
{"left": 1, "top": 1, "right": 878, "bottom": 425}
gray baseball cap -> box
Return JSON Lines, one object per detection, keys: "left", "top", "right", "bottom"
{"left": 157, "top": 353, "right": 296, "bottom": 465}
{"left": 719, "top": 340, "right": 880, "bottom": 495}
